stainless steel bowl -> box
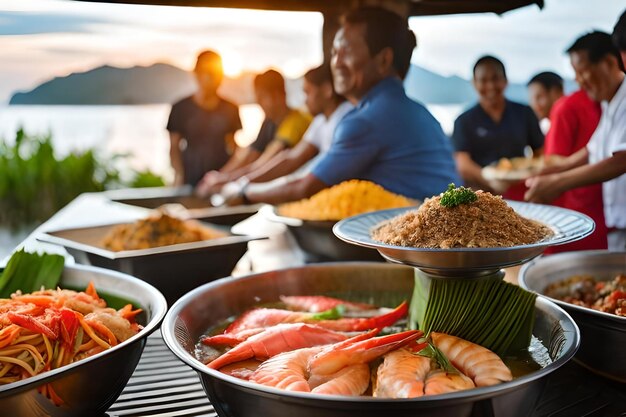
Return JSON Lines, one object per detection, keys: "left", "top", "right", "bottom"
{"left": 37, "top": 223, "right": 260, "bottom": 304}
{"left": 0, "top": 264, "right": 167, "bottom": 417}
{"left": 333, "top": 201, "right": 595, "bottom": 273}
{"left": 264, "top": 206, "right": 383, "bottom": 262}
{"left": 519, "top": 250, "right": 626, "bottom": 382}
{"left": 163, "top": 263, "right": 579, "bottom": 417}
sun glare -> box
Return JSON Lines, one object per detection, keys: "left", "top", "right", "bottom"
{"left": 220, "top": 50, "right": 244, "bottom": 78}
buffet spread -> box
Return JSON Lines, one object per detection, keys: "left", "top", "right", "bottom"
{"left": 1, "top": 186, "right": 624, "bottom": 417}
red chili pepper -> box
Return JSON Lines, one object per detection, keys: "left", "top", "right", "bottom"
{"left": 608, "top": 290, "right": 626, "bottom": 303}
{"left": 59, "top": 309, "right": 80, "bottom": 349}
{"left": 7, "top": 312, "right": 57, "bottom": 340}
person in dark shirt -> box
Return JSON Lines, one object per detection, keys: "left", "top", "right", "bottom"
{"left": 166, "top": 50, "right": 242, "bottom": 186}
{"left": 452, "top": 55, "right": 544, "bottom": 199}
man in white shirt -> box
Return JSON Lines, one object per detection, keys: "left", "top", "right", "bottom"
{"left": 525, "top": 30, "right": 626, "bottom": 250}
{"left": 217, "top": 63, "right": 352, "bottom": 195}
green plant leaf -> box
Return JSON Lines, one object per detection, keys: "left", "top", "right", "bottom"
{"left": 0, "top": 249, "right": 65, "bottom": 298}
{"left": 311, "top": 305, "right": 345, "bottom": 320}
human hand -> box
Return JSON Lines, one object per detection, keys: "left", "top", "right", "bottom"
{"left": 211, "top": 177, "right": 251, "bottom": 207}
{"left": 524, "top": 174, "right": 562, "bottom": 203}
{"left": 221, "top": 181, "right": 246, "bottom": 206}
{"left": 195, "top": 170, "right": 227, "bottom": 198}
{"left": 537, "top": 155, "right": 568, "bottom": 176}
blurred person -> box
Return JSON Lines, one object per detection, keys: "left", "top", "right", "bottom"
{"left": 525, "top": 30, "right": 626, "bottom": 250}
{"left": 196, "top": 69, "right": 311, "bottom": 196}
{"left": 166, "top": 50, "right": 242, "bottom": 186}
{"left": 527, "top": 71, "right": 564, "bottom": 132}
{"left": 221, "top": 6, "right": 459, "bottom": 206}
{"left": 220, "top": 63, "right": 353, "bottom": 193}
{"left": 451, "top": 55, "right": 544, "bottom": 200}
{"left": 614, "top": 9, "right": 626, "bottom": 67}
{"left": 539, "top": 78, "right": 606, "bottom": 253}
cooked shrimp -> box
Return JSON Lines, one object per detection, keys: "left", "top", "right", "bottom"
{"left": 310, "top": 364, "right": 370, "bottom": 395}
{"left": 84, "top": 309, "right": 136, "bottom": 342}
{"left": 202, "top": 328, "right": 266, "bottom": 347}
{"left": 207, "top": 323, "right": 348, "bottom": 370}
{"left": 309, "top": 329, "right": 421, "bottom": 376}
{"left": 280, "top": 295, "right": 375, "bottom": 313}
{"left": 250, "top": 329, "right": 422, "bottom": 396}
{"left": 219, "top": 359, "right": 261, "bottom": 380}
{"left": 431, "top": 332, "right": 512, "bottom": 387}
{"left": 225, "top": 301, "right": 408, "bottom": 334}
{"left": 424, "top": 368, "right": 475, "bottom": 395}
{"left": 374, "top": 348, "right": 431, "bottom": 398}
{"left": 251, "top": 347, "right": 314, "bottom": 392}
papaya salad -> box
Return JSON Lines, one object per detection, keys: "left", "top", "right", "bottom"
{"left": 0, "top": 283, "right": 142, "bottom": 386}
{"left": 0, "top": 250, "right": 142, "bottom": 387}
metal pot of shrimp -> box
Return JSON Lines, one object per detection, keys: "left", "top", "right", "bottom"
{"left": 162, "top": 262, "right": 579, "bottom": 417}
{"left": 519, "top": 250, "right": 626, "bottom": 382}
{"left": 0, "top": 264, "right": 167, "bottom": 417}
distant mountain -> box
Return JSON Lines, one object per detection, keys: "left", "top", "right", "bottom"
{"left": 10, "top": 63, "right": 195, "bottom": 105}
{"left": 9, "top": 63, "right": 304, "bottom": 107}
{"left": 9, "top": 62, "right": 574, "bottom": 106}
{"left": 404, "top": 65, "right": 475, "bottom": 104}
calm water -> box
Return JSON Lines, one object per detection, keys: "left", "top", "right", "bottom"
{"left": 0, "top": 104, "right": 267, "bottom": 181}
{"left": 0, "top": 103, "right": 463, "bottom": 178}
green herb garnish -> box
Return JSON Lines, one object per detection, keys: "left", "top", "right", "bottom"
{"left": 417, "top": 343, "right": 459, "bottom": 374}
{"left": 440, "top": 183, "right": 477, "bottom": 208}
{"left": 311, "top": 305, "right": 345, "bottom": 320}
{"left": 0, "top": 249, "right": 65, "bottom": 298}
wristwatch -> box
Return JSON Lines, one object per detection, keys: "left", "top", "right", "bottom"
{"left": 238, "top": 176, "right": 251, "bottom": 205}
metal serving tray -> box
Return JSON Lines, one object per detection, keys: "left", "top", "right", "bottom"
{"left": 519, "top": 250, "right": 626, "bottom": 382}
{"left": 106, "top": 186, "right": 262, "bottom": 226}
{"left": 263, "top": 206, "right": 383, "bottom": 262}
{"left": 37, "top": 222, "right": 260, "bottom": 304}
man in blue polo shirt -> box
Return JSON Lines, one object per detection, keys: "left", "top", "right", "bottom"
{"left": 229, "top": 6, "right": 459, "bottom": 204}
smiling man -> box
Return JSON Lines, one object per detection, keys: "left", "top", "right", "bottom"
{"left": 451, "top": 56, "right": 544, "bottom": 199}
{"left": 235, "top": 6, "right": 459, "bottom": 205}
{"left": 525, "top": 30, "right": 626, "bottom": 250}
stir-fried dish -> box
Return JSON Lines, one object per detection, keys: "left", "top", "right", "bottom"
{"left": 102, "top": 213, "right": 226, "bottom": 251}
{"left": 278, "top": 180, "right": 415, "bottom": 221}
{"left": 372, "top": 186, "right": 553, "bottom": 248}
{"left": 0, "top": 283, "right": 142, "bottom": 385}
{"left": 544, "top": 274, "right": 626, "bottom": 317}
{"left": 197, "top": 295, "right": 523, "bottom": 397}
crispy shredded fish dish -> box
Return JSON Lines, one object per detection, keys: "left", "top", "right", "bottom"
{"left": 372, "top": 185, "right": 553, "bottom": 248}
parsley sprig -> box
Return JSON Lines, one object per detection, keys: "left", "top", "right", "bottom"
{"left": 439, "top": 183, "right": 477, "bottom": 208}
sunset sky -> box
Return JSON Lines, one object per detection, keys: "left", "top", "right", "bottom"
{"left": 0, "top": 0, "right": 624, "bottom": 104}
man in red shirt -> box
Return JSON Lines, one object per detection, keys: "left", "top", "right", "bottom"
{"left": 542, "top": 89, "right": 607, "bottom": 252}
